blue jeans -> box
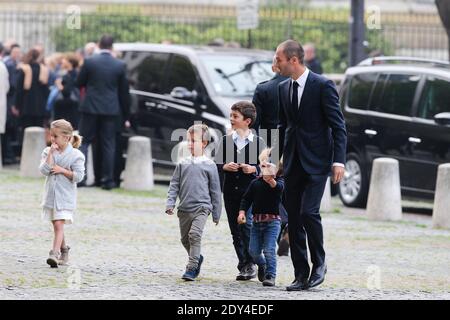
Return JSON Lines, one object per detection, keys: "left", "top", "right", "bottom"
{"left": 249, "top": 220, "right": 281, "bottom": 278}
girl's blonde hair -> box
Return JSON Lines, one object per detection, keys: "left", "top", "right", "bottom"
{"left": 258, "top": 147, "right": 283, "bottom": 177}
{"left": 51, "top": 119, "right": 82, "bottom": 149}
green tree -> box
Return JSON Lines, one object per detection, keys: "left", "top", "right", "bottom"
{"left": 52, "top": 8, "right": 392, "bottom": 73}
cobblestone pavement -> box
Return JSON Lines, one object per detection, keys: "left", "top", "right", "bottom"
{"left": 0, "top": 168, "right": 449, "bottom": 300}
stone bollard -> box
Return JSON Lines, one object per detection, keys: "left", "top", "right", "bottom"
{"left": 122, "top": 136, "right": 154, "bottom": 191}
{"left": 432, "top": 163, "right": 450, "bottom": 229}
{"left": 20, "top": 127, "right": 46, "bottom": 178}
{"left": 0, "top": 139, "right": 2, "bottom": 170}
{"left": 320, "top": 177, "right": 332, "bottom": 213}
{"left": 366, "top": 158, "right": 402, "bottom": 221}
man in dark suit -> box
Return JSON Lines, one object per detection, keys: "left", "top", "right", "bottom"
{"left": 92, "top": 76, "right": 131, "bottom": 188}
{"left": 2, "top": 43, "right": 21, "bottom": 164}
{"left": 304, "top": 43, "right": 323, "bottom": 75}
{"left": 252, "top": 57, "right": 288, "bottom": 134}
{"left": 275, "top": 40, "right": 346, "bottom": 291}
{"left": 77, "top": 35, "right": 129, "bottom": 190}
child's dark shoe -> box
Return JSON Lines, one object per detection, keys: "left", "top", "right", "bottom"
{"left": 236, "top": 264, "right": 256, "bottom": 281}
{"left": 194, "top": 255, "right": 204, "bottom": 277}
{"left": 262, "top": 275, "right": 275, "bottom": 287}
{"left": 236, "top": 268, "right": 247, "bottom": 281}
{"left": 257, "top": 265, "right": 266, "bottom": 282}
{"left": 47, "top": 250, "right": 59, "bottom": 268}
{"left": 182, "top": 268, "right": 197, "bottom": 281}
{"left": 244, "top": 263, "right": 256, "bottom": 280}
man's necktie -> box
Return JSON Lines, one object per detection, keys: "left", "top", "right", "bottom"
{"left": 292, "top": 81, "right": 299, "bottom": 111}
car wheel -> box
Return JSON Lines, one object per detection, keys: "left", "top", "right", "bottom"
{"left": 338, "top": 152, "right": 369, "bottom": 208}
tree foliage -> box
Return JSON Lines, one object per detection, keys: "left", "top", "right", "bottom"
{"left": 52, "top": 9, "right": 392, "bottom": 73}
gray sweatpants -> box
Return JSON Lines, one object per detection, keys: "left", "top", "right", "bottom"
{"left": 177, "top": 208, "right": 209, "bottom": 270}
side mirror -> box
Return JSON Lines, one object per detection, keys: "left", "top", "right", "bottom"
{"left": 434, "top": 112, "right": 450, "bottom": 126}
{"left": 170, "top": 87, "right": 198, "bottom": 101}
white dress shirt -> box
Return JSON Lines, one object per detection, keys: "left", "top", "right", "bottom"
{"left": 232, "top": 130, "right": 254, "bottom": 151}
{"left": 290, "top": 68, "right": 309, "bottom": 109}
{"left": 290, "top": 68, "right": 344, "bottom": 169}
{"left": 98, "top": 49, "right": 112, "bottom": 55}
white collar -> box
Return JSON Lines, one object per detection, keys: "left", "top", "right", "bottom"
{"left": 188, "top": 154, "right": 209, "bottom": 162}
{"left": 232, "top": 130, "right": 254, "bottom": 142}
{"left": 291, "top": 68, "right": 309, "bottom": 88}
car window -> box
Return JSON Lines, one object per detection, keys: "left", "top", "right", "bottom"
{"left": 374, "top": 73, "right": 420, "bottom": 116}
{"left": 122, "top": 51, "right": 169, "bottom": 94}
{"left": 339, "top": 78, "right": 349, "bottom": 110}
{"left": 368, "top": 73, "right": 388, "bottom": 110}
{"left": 165, "top": 54, "right": 197, "bottom": 93}
{"left": 347, "top": 73, "right": 378, "bottom": 109}
{"left": 416, "top": 76, "right": 450, "bottom": 119}
{"left": 201, "top": 54, "right": 273, "bottom": 97}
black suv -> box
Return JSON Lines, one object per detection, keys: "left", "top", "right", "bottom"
{"left": 114, "top": 43, "right": 273, "bottom": 172}
{"left": 338, "top": 57, "right": 450, "bottom": 207}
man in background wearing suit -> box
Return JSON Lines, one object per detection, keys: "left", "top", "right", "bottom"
{"left": 276, "top": 40, "right": 346, "bottom": 291}
{"left": 77, "top": 34, "right": 129, "bottom": 190}
{"left": 252, "top": 56, "right": 288, "bottom": 134}
{"left": 304, "top": 43, "right": 323, "bottom": 75}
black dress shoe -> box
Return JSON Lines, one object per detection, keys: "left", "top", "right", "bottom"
{"left": 94, "top": 180, "right": 103, "bottom": 187}
{"left": 2, "top": 158, "right": 17, "bottom": 165}
{"left": 101, "top": 182, "right": 117, "bottom": 190}
{"left": 286, "top": 278, "right": 309, "bottom": 291}
{"left": 77, "top": 181, "right": 87, "bottom": 188}
{"left": 308, "top": 264, "right": 327, "bottom": 288}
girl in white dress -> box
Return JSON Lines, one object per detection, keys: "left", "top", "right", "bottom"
{"left": 39, "top": 119, "right": 85, "bottom": 267}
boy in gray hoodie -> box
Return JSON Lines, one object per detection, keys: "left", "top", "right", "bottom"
{"left": 166, "top": 124, "right": 222, "bottom": 281}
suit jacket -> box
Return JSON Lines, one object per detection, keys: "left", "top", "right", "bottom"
{"left": 306, "top": 58, "right": 323, "bottom": 75}
{"left": 0, "top": 61, "right": 9, "bottom": 133}
{"left": 215, "top": 133, "right": 266, "bottom": 196}
{"left": 252, "top": 73, "right": 288, "bottom": 130}
{"left": 116, "top": 76, "right": 131, "bottom": 132}
{"left": 278, "top": 71, "right": 346, "bottom": 176}
{"left": 4, "top": 57, "right": 18, "bottom": 111}
{"left": 77, "top": 52, "right": 128, "bottom": 116}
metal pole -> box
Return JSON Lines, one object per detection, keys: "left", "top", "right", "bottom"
{"left": 287, "top": 0, "right": 292, "bottom": 39}
{"left": 349, "top": 0, "right": 366, "bottom": 66}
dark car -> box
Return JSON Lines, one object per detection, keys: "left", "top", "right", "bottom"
{"left": 114, "top": 43, "right": 274, "bottom": 173}
{"left": 338, "top": 57, "right": 450, "bottom": 207}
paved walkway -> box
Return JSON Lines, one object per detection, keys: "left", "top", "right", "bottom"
{"left": 0, "top": 168, "right": 449, "bottom": 300}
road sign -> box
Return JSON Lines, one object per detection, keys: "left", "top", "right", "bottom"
{"left": 237, "top": 0, "right": 259, "bottom": 30}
